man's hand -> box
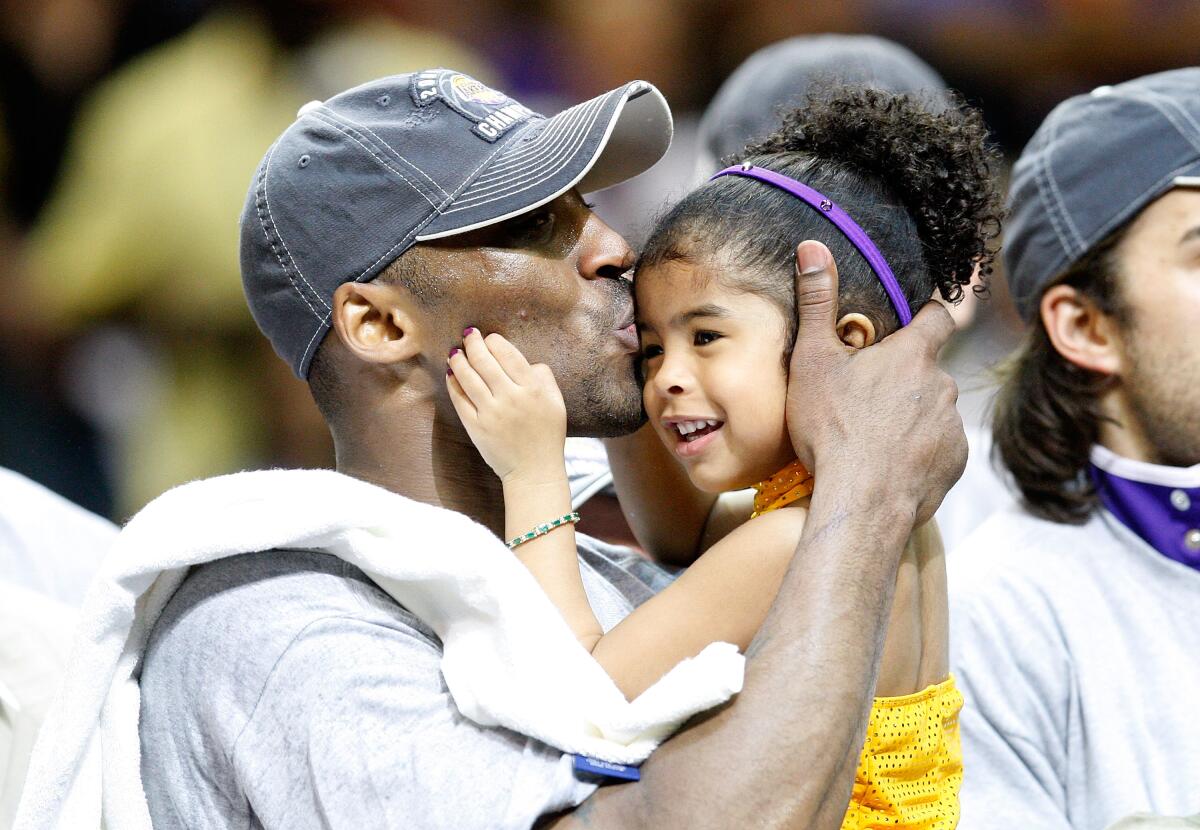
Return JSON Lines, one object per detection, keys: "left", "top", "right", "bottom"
{"left": 786, "top": 241, "right": 967, "bottom": 526}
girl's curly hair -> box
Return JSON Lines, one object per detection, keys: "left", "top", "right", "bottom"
{"left": 639, "top": 86, "right": 1004, "bottom": 343}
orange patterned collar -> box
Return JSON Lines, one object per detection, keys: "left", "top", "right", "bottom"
{"left": 752, "top": 459, "right": 814, "bottom": 517}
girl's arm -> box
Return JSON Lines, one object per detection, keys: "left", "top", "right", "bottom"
{"left": 446, "top": 329, "right": 603, "bottom": 651}
{"left": 596, "top": 512, "right": 946, "bottom": 701}
{"left": 914, "top": 519, "right": 949, "bottom": 688}
{"left": 592, "top": 505, "right": 809, "bottom": 698}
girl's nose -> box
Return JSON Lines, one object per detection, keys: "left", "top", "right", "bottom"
{"left": 653, "top": 352, "right": 692, "bottom": 397}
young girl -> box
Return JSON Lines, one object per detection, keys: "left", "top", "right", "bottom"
{"left": 446, "top": 87, "right": 1001, "bottom": 828}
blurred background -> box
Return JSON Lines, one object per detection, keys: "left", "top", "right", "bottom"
{"left": 0, "top": 0, "right": 1196, "bottom": 521}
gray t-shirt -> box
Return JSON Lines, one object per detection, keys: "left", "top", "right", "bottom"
{"left": 138, "top": 536, "right": 673, "bottom": 830}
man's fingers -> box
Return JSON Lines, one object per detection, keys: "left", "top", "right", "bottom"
{"left": 904, "top": 300, "right": 957, "bottom": 358}
{"left": 792, "top": 241, "right": 842, "bottom": 355}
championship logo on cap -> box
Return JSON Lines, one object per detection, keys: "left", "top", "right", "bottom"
{"left": 451, "top": 74, "right": 508, "bottom": 106}
{"left": 411, "top": 69, "right": 537, "bottom": 142}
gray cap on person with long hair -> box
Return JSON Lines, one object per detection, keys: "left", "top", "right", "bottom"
{"left": 1004, "top": 68, "right": 1200, "bottom": 321}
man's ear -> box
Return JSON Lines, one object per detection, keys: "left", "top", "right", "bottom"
{"left": 835, "top": 312, "right": 877, "bottom": 349}
{"left": 329, "top": 281, "right": 423, "bottom": 366}
{"left": 1040, "top": 284, "right": 1121, "bottom": 375}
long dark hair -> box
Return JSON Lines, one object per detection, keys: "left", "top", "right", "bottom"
{"left": 991, "top": 227, "right": 1128, "bottom": 524}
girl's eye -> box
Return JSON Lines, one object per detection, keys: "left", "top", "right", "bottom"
{"left": 694, "top": 331, "right": 722, "bottom": 346}
{"left": 640, "top": 343, "right": 663, "bottom": 360}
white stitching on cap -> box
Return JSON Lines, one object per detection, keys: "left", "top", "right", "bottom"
{"left": 350, "top": 132, "right": 513, "bottom": 281}
{"left": 445, "top": 101, "right": 604, "bottom": 211}
{"left": 257, "top": 141, "right": 329, "bottom": 319}
{"left": 1033, "top": 152, "right": 1076, "bottom": 260}
{"left": 448, "top": 103, "right": 596, "bottom": 207}
{"left": 1030, "top": 127, "right": 1079, "bottom": 261}
{"left": 330, "top": 112, "right": 452, "bottom": 199}
{"left": 1041, "top": 118, "right": 1085, "bottom": 251}
{"left": 1125, "top": 88, "right": 1200, "bottom": 154}
{"left": 451, "top": 109, "right": 592, "bottom": 204}
{"left": 467, "top": 114, "right": 579, "bottom": 186}
{"left": 310, "top": 112, "right": 439, "bottom": 209}
{"left": 299, "top": 311, "right": 333, "bottom": 372}
{"left": 473, "top": 99, "right": 593, "bottom": 177}
{"left": 467, "top": 112, "right": 593, "bottom": 192}
{"left": 472, "top": 99, "right": 599, "bottom": 182}
{"left": 461, "top": 113, "right": 580, "bottom": 190}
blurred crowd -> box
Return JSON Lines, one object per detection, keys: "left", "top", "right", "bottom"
{"left": 2, "top": 0, "right": 1199, "bottom": 520}
{"left": 2, "top": 1, "right": 1200, "bottom": 828}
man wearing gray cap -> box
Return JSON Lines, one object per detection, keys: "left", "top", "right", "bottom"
{"left": 949, "top": 68, "right": 1200, "bottom": 829}
{"left": 127, "top": 69, "right": 967, "bottom": 829}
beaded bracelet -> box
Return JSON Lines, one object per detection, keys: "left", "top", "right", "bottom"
{"left": 506, "top": 511, "right": 581, "bottom": 550}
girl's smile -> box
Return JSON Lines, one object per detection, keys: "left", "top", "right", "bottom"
{"left": 662, "top": 416, "right": 725, "bottom": 457}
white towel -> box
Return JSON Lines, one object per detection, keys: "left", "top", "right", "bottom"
{"left": 15, "top": 469, "right": 744, "bottom": 829}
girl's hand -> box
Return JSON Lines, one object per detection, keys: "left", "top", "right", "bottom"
{"left": 446, "top": 328, "right": 567, "bottom": 483}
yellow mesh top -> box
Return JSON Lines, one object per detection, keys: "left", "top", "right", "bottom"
{"left": 842, "top": 677, "right": 963, "bottom": 830}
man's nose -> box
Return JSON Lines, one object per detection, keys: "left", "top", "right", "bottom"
{"left": 577, "top": 213, "right": 635, "bottom": 281}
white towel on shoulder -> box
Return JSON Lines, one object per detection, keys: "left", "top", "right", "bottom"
{"left": 15, "top": 469, "right": 744, "bottom": 830}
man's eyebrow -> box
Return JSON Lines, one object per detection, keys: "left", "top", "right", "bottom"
{"left": 1180, "top": 224, "right": 1200, "bottom": 245}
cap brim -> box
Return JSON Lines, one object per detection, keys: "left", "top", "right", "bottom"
{"left": 416, "top": 81, "right": 672, "bottom": 240}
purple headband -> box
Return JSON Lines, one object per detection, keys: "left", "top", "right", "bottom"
{"left": 710, "top": 163, "right": 912, "bottom": 327}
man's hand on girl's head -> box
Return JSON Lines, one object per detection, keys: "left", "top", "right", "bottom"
{"left": 786, "top": 240, "right": 966, "bottom": 527}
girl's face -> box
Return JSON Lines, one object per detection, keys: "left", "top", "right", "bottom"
{"left": 636, "top": 258, "right": 795, "bottom": 493}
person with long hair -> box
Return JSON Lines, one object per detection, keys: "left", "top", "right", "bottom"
{"left": 950, "top": 69, "right": 1200, "bottom": 829}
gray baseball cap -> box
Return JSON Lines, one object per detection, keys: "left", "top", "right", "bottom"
{"left": 240, "top": 68, "right": 672, "bottom": 378}
{"left": 1005, "top": 67, "right": 1200, "bottom": 321}
{"left": 697, "top": 34, "right": 948, "bottom": 172}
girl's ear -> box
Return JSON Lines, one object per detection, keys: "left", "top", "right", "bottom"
{"left": 835, "top": 312, "right": 876, "bottom": 349}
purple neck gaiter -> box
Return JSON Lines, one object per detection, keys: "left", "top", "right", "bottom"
{"left": 1088, "top": 445, "right": 1200, "bottom": 571}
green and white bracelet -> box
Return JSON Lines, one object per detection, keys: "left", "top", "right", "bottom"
{"left": 506, "top": 511, "right": 581, "bottom": 550}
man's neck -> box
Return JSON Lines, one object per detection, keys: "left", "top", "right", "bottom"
{"left": 333, "top": 393, "right": 507, "bottom": 538}
{"left": 1098, "top": 387, "right": 1161, "bottom": 465}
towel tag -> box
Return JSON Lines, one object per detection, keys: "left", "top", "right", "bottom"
{"left": 572, "top": 754, "right": 641, "bottom": 782}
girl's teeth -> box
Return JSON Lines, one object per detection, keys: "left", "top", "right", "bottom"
{"left": 674, "top": 419, "right": 720, "bottom": 436}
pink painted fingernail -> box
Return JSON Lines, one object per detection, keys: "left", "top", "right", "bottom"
{"left": 463, "top": 326, "right": 476, "bottom": 337}
{"left": 448, "top": 347, "right": 461, "bottom": 358}
{"left": 446, "top": 366, "right": 454, "bottom": 377}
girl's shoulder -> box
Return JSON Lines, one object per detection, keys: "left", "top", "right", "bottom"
{"left": 710, "top": 500, "right": 809, "bottom": 556}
